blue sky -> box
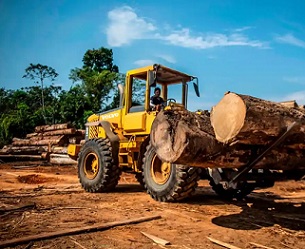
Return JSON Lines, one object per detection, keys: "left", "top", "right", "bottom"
{"left": 1, "top": 0, "right": 305, "bottom": 111}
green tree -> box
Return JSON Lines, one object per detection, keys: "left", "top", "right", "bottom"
{"left": 58, "top": 84, "right": 90, "bottom": 128}
{"left": 69, "top": 47, "right": 119, "bottom": 112}
{"left": 22, "top": 63, "right": 59, "bottom": 123}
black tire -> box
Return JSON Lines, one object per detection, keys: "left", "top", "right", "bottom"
{"left": 208, "top": 169, "right": 254, "bottom": 200}
{"left": 142, "top": 143, "right": 201, "bottom": 202}
{"left": 135, "top": 173, "right": 145, "bottom": 187}
{"left": 135, "top": 138, "right": 150, "bottom": 188}
{"left": 78, "top": 138, "right": 120, "bottom": 192}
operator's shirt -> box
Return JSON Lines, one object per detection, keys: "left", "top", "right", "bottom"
{"left": 150, "top": 96, "right": 164, "bottom": 106}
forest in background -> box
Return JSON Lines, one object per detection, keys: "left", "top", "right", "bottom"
{"left": 0, "top": 47, "right": 144, "bottom": 148}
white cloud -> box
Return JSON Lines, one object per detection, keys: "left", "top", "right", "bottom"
{"left": 157, "top": 54, "right": 176, "bottom": 63}
{"left": 161, "top": 29, "right": 264, "bottom": 49}
{"left": 275, "top": 34, "right": 305, "bottom": 48}
{"left": 282, "top": 91, "right": 305, "bottom": 105}
{"left": 106, "top": 6, "right": 156, "bottom": 47}
{"left": 233, "top": 26, "right": 253, "bottom": 32}
{"left": 106, "top": 6, "right": 265, "bottom": 49}
{"left": 283, "top": 76, "right": 305, "bottom": 84}
{"left": 134, "top": 59, "right": 154, "bottom": 67}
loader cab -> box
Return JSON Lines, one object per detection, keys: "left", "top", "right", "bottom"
{"left": 121, "top": 64, "right": 199, "bottom": 134}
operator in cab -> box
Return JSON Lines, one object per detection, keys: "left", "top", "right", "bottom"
{"left": 150, "top": 87, "right": 164, "bottom": 111}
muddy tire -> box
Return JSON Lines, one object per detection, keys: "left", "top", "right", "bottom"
{"left": 142, "top": 143, "right": 201, "bottom": 202}
{"left": 78, "top": 138, "right": 120, "bottom": 192}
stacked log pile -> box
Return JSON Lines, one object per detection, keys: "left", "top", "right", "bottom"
{"left": 151, "top": 93, "right": 305, "bottom": 170}
{"left": 0, "top": 123, "right": 84, "bottom": 165}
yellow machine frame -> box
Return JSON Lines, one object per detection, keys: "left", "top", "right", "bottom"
{"left": 68, "top": 64, "right": 198, "bottom": 173}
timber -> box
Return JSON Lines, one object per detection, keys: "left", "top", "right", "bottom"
{"left": 210, "top": 92, "right": 305, "bottom": 145}
{"left": 49, "top": 154, "right": 77, "bottom": 165}
{"left": 35, "top": 123, "right": 73, "bottom": 133}
{"left": 39, "top": 128, "right": 76, "bottom": 136}
{"left": 12, "top": 136, "right": 65, "bottom": 146}
{"left": 0, "top": 215, "right": 161, "bottom": 248}
{"left": 51, "top": 146, "right": 68, "bottom": 154}
{"left": 202, "top": 145, "right": 305, "bottom": 170}
{"left": 150, "top": 109, "right": 223, "bottom": 166}
{"left": 0, "top": 146, "right": 48, "bottom": 154}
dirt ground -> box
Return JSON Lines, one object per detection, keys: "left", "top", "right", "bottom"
{"left": 1, "top": 162, "right": 305, "bottom": 249}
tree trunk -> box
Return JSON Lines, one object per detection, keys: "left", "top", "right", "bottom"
{"left": 210, "top": 92, "right": 305, "bottom": 145}
{"left": 40, "top": 128, "right": 76, "bottom": 136}
{"left": 35, "top": 123, "right": 72, "bottom": 133}
{"left": 0, "top": 146, "right": 48, "bottom": 155}
{"left": 49, "top": 154, "right": 77, "bottom": 165}
{"left": 203, "top": 144, "right": 305, "bottom": 170}
{"left": 51, "top": 146, "right": 68, "bottom": 154}
{"left": 12, "top": 136, "right": 65, "bottom": 146}
{"left": 150, "top": 109, "right": 223, "bottom": 166}
{"left": 26, "top": 133, "right": 38, "bottom": 138}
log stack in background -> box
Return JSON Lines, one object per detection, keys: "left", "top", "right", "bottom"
{"left": 0, "top": 123, "right": 84, "bottom": 165}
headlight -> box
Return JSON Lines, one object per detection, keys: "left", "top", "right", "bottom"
{"left": 85, "top": 126, "right": 89, "bottom": 140}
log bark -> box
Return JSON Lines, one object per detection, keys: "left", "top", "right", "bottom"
{"left": 202, "top": 145, "right": 305, "bottom": 170}
{"left": 49, "top": 154, "right": 77, "bottom": 165}
{"left": 26, "top": 132, "right": 38, "bottom": 138}
{"left": 42, "top": 128, "right": 76, "bottom": 136}
{"left": 35, "top": 123, "right": 72, "bottom": 133}
{"left": 51, "top": 146, "right": 68, "bottom": 154}
{"left": 210, "top": 92, "right": 305, "bottom": 145}
{"left": 150, "top": 109, "right": 223, "bottom": 166}
{"left": 0, "top": 146, "right": 48, "bottom": 154}
{"left": 12, "top": 136, "right": 65, "bottom": 146}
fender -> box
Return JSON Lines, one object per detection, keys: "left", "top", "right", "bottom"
{"left": 85, "top": 121, "right": 120, "bottom": 164}
{"left": 85, "top": 121, "right": 119, "bottom": 143}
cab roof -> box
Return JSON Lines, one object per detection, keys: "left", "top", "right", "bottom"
{"left": 127, "top": 64, "right": 194, "bottom": 85}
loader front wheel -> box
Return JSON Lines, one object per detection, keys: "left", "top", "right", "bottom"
{"left": 142, "top": 143, "right": 201, "bottom": 202}
{"left": 78, "top": 138, "right": 120, "bottom": 192}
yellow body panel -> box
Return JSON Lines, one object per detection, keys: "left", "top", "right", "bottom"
{"left": 67, "top": 144, "right": 81, "bottom": 157}
{"left": 123, "top": 112, "right": 146, "bottom": 132}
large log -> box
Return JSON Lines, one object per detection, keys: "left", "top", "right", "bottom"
{"left": 42, "top": 128, "right": 76, "bottom": 136}
{"left": 210, "top": 92, "right": 305, "bottom": 145}
{"left": 26, "top": 132, "right": 38, "bottom": 138}
{"left": 35, "top": 123, "right": 73, "bottom": 133}
{"left": 0, "top": 146, "right": 48, "bottom": 155}
{"left": 12, "top": 136, "right": 65, "bottom": 146}
{"left": 150, "top": 109, "right": 223, "bottom": 166}
{"left": 49, "top": 154, "right": 77, "bottom": 165}
{"left": 202, "top": 144, "right": 305, "bottom": 170}
{"left": 51, "top": 146, "right": 68, "bottom": 154}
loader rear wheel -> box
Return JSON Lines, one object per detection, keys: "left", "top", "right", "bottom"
{"left": 142, "top": 143, "right": 201, "bottom": 202}
{"left": 78, "top": 138, "right": 120, "bottom": 192}
{"left": 208, "top": 169, "right": 254, "bottom": 200}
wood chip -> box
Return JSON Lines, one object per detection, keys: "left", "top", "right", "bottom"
{"left": 207, "top": 237, "right": 241, "bottom": 249}
{"left": 141, "top": 231, "right": 171, "bottom": 246}
{"left": 249, "top": 242, "right": 274, "bottom": 249}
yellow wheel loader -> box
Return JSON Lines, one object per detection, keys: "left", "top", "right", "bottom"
{"left": 68, "top": 64, "right": 202, "bottom": 202}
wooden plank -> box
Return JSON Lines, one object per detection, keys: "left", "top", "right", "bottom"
{"left": 0, "top": 203, "right": 36, "bottom": 214}
{"left": 141, "top": 231, "right": 171, "bottom": 246}
{"left": 207, "top": 237, "right": 241, "bottom": 249}
{"left": 0, "top": 215, "right": 161, "bottom": 248}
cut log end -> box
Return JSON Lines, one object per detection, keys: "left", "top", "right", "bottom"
{"left": 211, "top": 93, "right": 246, "bottom": 143}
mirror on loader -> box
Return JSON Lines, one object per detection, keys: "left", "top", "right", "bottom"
{"left": 148, "top": 70, "right": 156, "bottom": 87}
{"left": 193, "top": 77, "right": 200, "bottom": 97}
